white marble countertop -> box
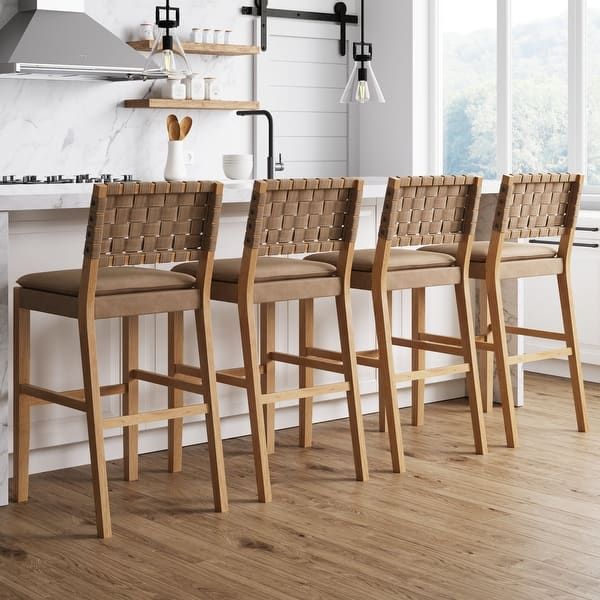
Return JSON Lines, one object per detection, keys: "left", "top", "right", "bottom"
{"left": 0, "top": 177, "right": 504, "bottom": 212}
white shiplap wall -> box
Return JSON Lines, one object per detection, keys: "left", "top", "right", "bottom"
{"left": 255, "top": 13, "right": 357, "bottom": 178}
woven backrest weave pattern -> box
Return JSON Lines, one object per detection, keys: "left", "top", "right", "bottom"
{"left": 85, "top": 181, "right": 223, "bottom": 267}
{"left": 495, "top": 173, "right": 582, "bottom": 240}
{"left": 379, "top": 175, "right": 481, "bottom": 247}
{"left": 244, "top": 178, "right": 363, "bottom": 256}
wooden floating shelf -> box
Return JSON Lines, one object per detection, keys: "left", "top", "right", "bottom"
{"left": 123, "top": 99, "right": 260, "bottom": 110}
{"left": 128, "top": 40, "right": 260, "bottom": 56}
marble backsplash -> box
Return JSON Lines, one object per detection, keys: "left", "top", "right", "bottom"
{"left": 0, "top": 0, "right": 256, "bottom": 180}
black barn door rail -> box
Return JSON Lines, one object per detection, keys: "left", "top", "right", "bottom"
{"left": 241, "top": 0, "right": 358, "bottom": 55}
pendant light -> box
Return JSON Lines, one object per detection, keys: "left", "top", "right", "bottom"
{"left": 340, "top": 0, "right": 385, "bottom": 104}
{"left": 144, "top": 0, "right": 191, "bottom": 78}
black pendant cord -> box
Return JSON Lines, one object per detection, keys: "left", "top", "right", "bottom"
{"left": 361, "top": 0, "right": 365, "bottom": 48}
{"left": 360, "top": 0, "right": 365, "bottom": 72}
{"left": 165, "top": 0, "right": 170, "bottom": 42}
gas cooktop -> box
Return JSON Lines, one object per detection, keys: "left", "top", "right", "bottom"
{"left": 0, "top": 174, "right": 135, "bottom": 185}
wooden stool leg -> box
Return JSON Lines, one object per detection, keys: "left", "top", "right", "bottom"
{"left": 557, "top": 272, "right": 589, "bottom": 432}
{"left": 378, "top": 290, "right": 393, "bottom": 433}
{"left": 79, "top": 315, "right": 112, "bottom": 539}
{"left": 238, "top": 298, "right": 272, "bottom": 502}
{"left": 486, "top": 276, "right": 519, "bottom": 448}
{"left": 336, "top": 294, "right": 369, "bottom": 481}
{"left": 478, "top": 281, "right": 494, "bottom": 413}
{"left": 168, "top": 312, "right": 184, "bottom": 473}
{"left": 299, "top": 298, "right": 314, "bottom": 448}
{"left": 195, "top": 307, "right": 228, "bottom": 512}
{"left": 260, "top": 303, "right": 276, "bottom": 454}
{"left": 12, "top": 290, "right": 31, "bottom": 503}
{"left": 372, "top": 286, "right": 405, "bottom": 473}
{"left": 122, "top": 316, "right": 139, "bottom": 482}
{"left": 455, "top": 282, "right": 488, "bottom": 455}
{"left": 411, "top": 288, "right": 426, "bottom": 427}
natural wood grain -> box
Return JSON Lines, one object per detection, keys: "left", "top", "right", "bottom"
{"left": 128, "top": 40, "right": 260, "bottom": 55}
{"left": 3, "top": 374, "right": 600, "bottom": 600}
{"left": 123, "top": 99, "right": 260, "bottom": 110}
{"left": 411, "top": 288, "right": 426, "bottom": 426}
{"left": 260, "top": 303, "right": 276, "bottom": 454}
{"left": 122, "top": 315, "right": 139, "bottom": 482}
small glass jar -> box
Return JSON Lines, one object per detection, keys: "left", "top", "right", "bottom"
{"left": 140, "top": 22, "right": 154, "bottom": 41}
{"left": 224, "top": 29, "right": 232, "bottom": 44}
{"left": 192, "top": 27, "right": 203, "bottom": 43}
{"left": 204, "top": 76, "right": 216, "bottom": 100}
{"left": 212, "top": 29, "right": 223, "bottom": 44}
{"left": 185, "top": 73, "right": 204, "bottom": 100}
{"left": 202, "top": 28, "right": 211, "bottom": 43}
{"left": 162, "top": 77, "right": 186, "bottom": 100}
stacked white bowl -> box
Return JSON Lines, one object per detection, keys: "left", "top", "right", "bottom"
{"left": 222, "top": 154, "right": 253, "bottom": 180}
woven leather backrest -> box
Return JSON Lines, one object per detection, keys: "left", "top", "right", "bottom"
{"left": 85, "top": 180, "right": 223, "bottom": 267}
{"left": 379, "top": 175, "right": 481, "bottom": 247}
{"left": 244, "top": 178, "right": 363, "bottom": 257}
{"left": 494, "top": 173, "right": 583, "bottom": 240}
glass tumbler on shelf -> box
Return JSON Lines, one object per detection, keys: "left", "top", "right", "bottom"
{"left": 204, "top": 76, "right": 216, "bottom": 100}
{"left": 140, "top": 22, "right": 155, "bottom": 41}
{"left": 192, "top": 27, "right": 203, "bottom": 43}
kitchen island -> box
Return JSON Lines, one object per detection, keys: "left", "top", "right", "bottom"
{"left": 0, "top": 178, "right": 519, "bottom": 507}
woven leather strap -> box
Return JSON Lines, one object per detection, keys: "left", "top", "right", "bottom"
{"left": 244, "top": 178, "right": 363, "bottom": 256}
{"left": 84, "top": 180, "right": 223, "bottom": 267}
{"left": 379, "top": 175, "right": 481, "bottom": 247}
{"left": 494, "top": 173, "right": 582, "bottom": 239}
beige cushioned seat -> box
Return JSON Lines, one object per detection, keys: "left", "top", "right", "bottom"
{"left": 418, "top": 240, "right": 557, "bottom": 262}
{"left": 174, "top": 256, "right": 337, "bottom": 282}
{"left": 305, "top": 248, "right": 456, "bottom": 272}
{"left": 17, "top": 267, "right": 196, "bottom": 297}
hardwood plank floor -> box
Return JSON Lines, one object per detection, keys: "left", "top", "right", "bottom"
{"left": 1, "top": 373, "right": 599, "bottom": 600}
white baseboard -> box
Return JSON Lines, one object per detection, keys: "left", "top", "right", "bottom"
{"left": 12, "top": 379, "right": 466, "bottom": 477}
{"left": 524, "top": 360, "right": 600, "bottom": 383}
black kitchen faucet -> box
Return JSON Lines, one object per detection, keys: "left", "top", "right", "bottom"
{"left": 236, "top": 109, "right": 284, "bottom": 179}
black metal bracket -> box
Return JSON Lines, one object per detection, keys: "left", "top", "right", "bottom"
{"left": 241, "top": 1, "right": 358, "bottom": 55}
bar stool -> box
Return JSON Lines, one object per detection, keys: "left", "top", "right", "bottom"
{"left": 419, "top": 173, "right": 588, "bottom": 447}
{"left": 172, "top": 178, "right": 368, "bottom": 502}
{"left": 303, "top": 175, "right": 489, "bottom": 469}
{"left": 12, "top": 181, "right": 228, "bottom": 538}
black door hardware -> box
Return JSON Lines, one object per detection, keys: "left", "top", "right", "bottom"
{"left": 241, "top": 1, "right": 358, "bottom": 55}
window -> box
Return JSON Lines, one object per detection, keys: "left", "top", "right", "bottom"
{"left": 512, "top": 1, "right": 568, "bottom": 173}
{"left": 438, "top": 0, "right": 598, "bottom": 189}
{"left": 441, "top": 0, "right": 496, "bottom": 178}
{"left": 588, "top": 0, "right": 600, "bottom": 183}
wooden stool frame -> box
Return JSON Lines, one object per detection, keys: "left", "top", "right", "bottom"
{"left": 303, "top": 175, "right": 489, "bottom": 469}
{"left": 12, "top": 181, "right": 228, "bottom": 538}
{"left": 474, "top": 173, "right": 588, "bottom": 447}
{"left": 169, "top": 178, "right": 369, "bottom": 503}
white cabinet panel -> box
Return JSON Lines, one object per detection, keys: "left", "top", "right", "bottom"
{"left": 524, "top": 211, "right": 600, "bottom": 376}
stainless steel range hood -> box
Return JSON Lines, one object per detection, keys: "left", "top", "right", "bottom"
{"left": 0, "top": 0, "right": 153, "bottom": 81}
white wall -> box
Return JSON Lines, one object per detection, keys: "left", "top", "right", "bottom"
{"left": 355, "top": 0, "right": 431, "bottom": 177}
{"left": 0, "top": 0, "right": 259, "bottom": 179}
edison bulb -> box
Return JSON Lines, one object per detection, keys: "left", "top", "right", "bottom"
{"left": 161, "top": 49, "right": 175, "bottom": 74}
{"left": 355, "top": 80, "right": 370, "bottom": 104}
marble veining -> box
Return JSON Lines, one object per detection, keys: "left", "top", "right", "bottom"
{"left": 0, "top": 0, "right": 255, "bottom": 180}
